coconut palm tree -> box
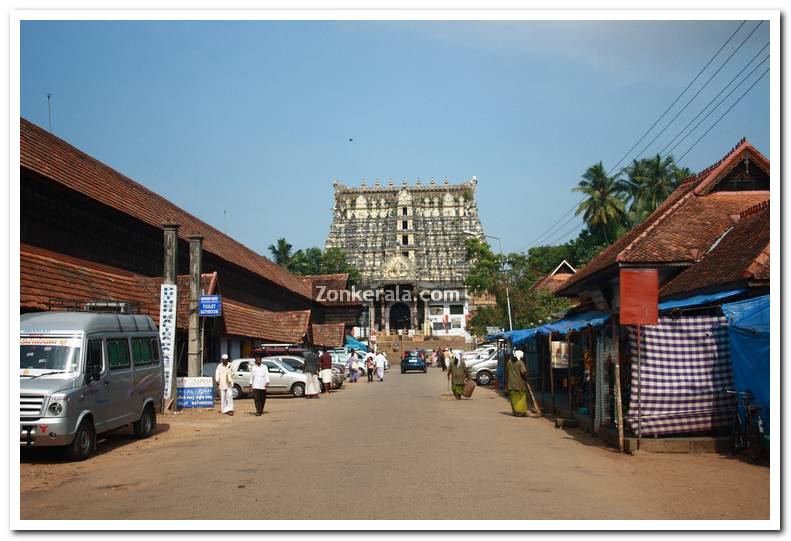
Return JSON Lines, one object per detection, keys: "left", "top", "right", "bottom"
{"left": 573, "top": 162, "right": 627, "bottom": 244}
{"left": 267, "top": 238, "right": 293, "bottom": 267}
{"left": 618, "top": 155, "right": 692, "bottom": 224}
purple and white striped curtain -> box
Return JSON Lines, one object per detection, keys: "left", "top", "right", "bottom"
{"left": 626, "top": 315, "right": 733, "bottom": 437}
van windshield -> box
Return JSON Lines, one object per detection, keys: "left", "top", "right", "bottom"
{"left": 20, "top": 336, "right": 82, "bottom": 375}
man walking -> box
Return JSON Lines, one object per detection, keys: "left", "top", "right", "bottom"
{"left": 249, "top": 353, "right": 270, "bottom": 416}
{"left": 374, "top": 350, "right": 386, "bottom": 381}
{"left": 319, "top": 349, "right": 334, "bottom": 395}
{"left": 214, "top": 354, "right": 235, "bottom": 415}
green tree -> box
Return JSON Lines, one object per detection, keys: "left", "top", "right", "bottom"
{"left": 320, "top": 247, "right": 362, "bottom": 285}
{"left": 287, "top": 247, "right": 324, "bottom": 275}
{"left": 573, "top": 162, "right": 627, "bottom": 244}
{"left": 619, "top": 154, "right": 690, "bottom": 224}
{"left": 267, "top": 238, "right": 293, "bottom": 267}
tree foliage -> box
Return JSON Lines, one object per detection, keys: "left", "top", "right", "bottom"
{"left": 268, "top": 239, "right": 361, "bottom": 285}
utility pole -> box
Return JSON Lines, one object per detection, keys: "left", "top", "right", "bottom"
{"left": 47, "top": 93, "right": 53, "bottom": 133}
{"left": 463, "top": 230, "right": 513, "bottom": 331}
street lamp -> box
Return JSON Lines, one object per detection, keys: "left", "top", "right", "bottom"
{"left": 463, "top": 229, "right": 513, "bottom": 332}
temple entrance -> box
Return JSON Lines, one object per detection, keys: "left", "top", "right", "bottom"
{"left": 389, "top": 302, "right": 412, "bottom": 331}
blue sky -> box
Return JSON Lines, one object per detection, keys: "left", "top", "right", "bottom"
{"left": 20, "top": 20, "right": 770, "bottom": 254}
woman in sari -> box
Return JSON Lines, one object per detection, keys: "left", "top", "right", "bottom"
{"left": 447, "top": 353, "right": 468, "bottom": 400}
{"left": 507, "top": 350, "right": 529, "bottom": 416}
{"left": 303, "top": 349, "right": 321, "bottom": 398}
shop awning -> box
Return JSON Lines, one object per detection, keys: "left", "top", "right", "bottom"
{"left": 507, "top": 328, "right": 540, "bottom": 346}
{"left": 345, "top": 335, "right": 368, "bottom": 353}
{"left": 658, "top": 289, "right": 746, "bottom": 311}
{"left": 537, "top": 311, "right": 611, "bottom": 336}
{"left": 721, "top": 295, "right": 770, "bottom": 435}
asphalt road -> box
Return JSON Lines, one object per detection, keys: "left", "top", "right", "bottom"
{"left": 20, "top": 366, "right": 769, "bottom": 521}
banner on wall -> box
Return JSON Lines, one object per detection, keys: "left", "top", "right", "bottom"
{"left": 159, "top": 283, "right": 177, "bottom": 401}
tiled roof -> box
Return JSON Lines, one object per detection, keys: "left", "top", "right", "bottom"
{"left": 557, "top": 139, "right": 769, "bottom": 295}
{"left": 310, "top": 323, "right": 346, "bottom": 348}
{"left": 222, "top": 300, "right": 310, "bottom": 343}
{"left": 21, "top": 244, "right": 311, "bottom": 342}
{"left": 660, "top": 200, "right": 770, "bottom": 297}
{"left": 20, "top": 244, "right": 213, "bottom": 329}
{"left": 529, "top": 273, "right": 574, "bottom": 294}
{"left": 301, "top": 273, "right": 361, "bottom": 306}
{"left": 20, "top": 118, "right": 312, "bottom": 300}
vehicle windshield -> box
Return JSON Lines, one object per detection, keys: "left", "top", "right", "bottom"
{"left": 20, "top": 337, "right": 82, "bottom": 374}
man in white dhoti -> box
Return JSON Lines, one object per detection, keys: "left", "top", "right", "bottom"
{"left": 375, "top": 351, "right": 386, "bottom": 382}
{"left": 215, "top": 354, "right": 235, "bottom": 415}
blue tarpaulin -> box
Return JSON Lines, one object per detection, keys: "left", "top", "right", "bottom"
{"left": 537, "top": 311, "right": 611, "bottom": 336}
{"left": 659, "top": 289, "right": 746, "bottom": 311}
{"left": 345, "top": 335, "right": 368, "bottom": 353}
{"left": 507, "top": 328, "right": 540, "bottom": 346}
{"left": 722, "top": 295, "right": 770, "bottom": 435}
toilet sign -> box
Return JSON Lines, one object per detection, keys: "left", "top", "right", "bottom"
{"left": 199, "top": 295, "right": 222, "bottom": 317}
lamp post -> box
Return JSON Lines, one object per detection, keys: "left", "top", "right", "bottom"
{"left": 463, "top": 230, "right": 513, "bottom": 332}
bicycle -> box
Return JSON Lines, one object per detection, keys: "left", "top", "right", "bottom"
{"left": 725, "top": 389, "right": 765, "bottom": 462}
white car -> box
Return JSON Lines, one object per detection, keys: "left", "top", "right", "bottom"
{"left": 230, "top": 357, "right": 306, "bottom": 399}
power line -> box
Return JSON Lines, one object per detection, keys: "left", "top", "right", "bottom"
{"left": 530, "top": 210, "right": 582, "bottom": 248}
{"left": 517, "top": 20, "right": 751, "bottom": 254}
{"left": 544, "top": 218, "right": 586, "bottom": 246}
{"left": 632, "top": 21, "right": 763, "bottom": 160}
{"left": 677, "top": 67, "right": 769, "bottom": 162}
{"left": 604, "top": 20, "right": 746, "bottom": 176}
{"left": 665, "top": 55, "right": 769, "bottom": 158}
{"left": 659, "top": 42, "right": 769, "bottom": 156}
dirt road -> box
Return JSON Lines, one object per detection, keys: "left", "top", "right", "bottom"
{"left": 20, "top": 367, "right": 769, "bottom": 520}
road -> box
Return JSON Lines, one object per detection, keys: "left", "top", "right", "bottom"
{"left": 20, "top": 366, "right": 769, "bottom": 521}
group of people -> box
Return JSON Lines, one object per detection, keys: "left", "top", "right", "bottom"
{"left": 214, "top": 352, "right": 270, "bottom": 417}
{"left": 213, "top": 343, "right": 534, "bottom": 418}
{"left": 345, "top": 349, "right": 388, "bottom": 383}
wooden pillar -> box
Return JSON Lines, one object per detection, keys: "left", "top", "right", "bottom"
{"left": 549, "top": 332, "right": 556, "bottom": 415}
{"left": 612, "top": 317, "right": 625, "bottom": 452}
{"left": 567, "top": 331, "right": 573, "bottom": 415}
{"left": 187, "top": 235, "right": 203, "bottom": 378}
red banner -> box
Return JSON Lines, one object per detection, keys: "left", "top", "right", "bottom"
{"left": 620, "top": 269, "right": 659, "bottom": 325}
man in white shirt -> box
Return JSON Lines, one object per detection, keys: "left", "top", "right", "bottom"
{"left": 249, "top": 353, "right": 271, "bottom": 416}
{"left": 214, "top": 354, "right": 235, "bottom": 415}
{"left": 374, "top": 351, "right": 386, "bottom": 382}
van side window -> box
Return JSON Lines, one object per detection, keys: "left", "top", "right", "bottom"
{"left": 106, "top": 339, "right": 131, "bottom": 370}
{"left": 150, "top": 338, "right": 160, "bottom": 364}
{"left": 86, "top": 339, "right": 103, "bottom": 376}
{"left": 132, "top": 338, "right": 153, "bottom": 366}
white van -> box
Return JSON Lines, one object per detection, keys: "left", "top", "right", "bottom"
{"left": 20, "top": 312, "right": 165, "bottom": 460}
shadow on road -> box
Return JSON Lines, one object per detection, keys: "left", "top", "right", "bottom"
{"left": 21, "top": 423, "right": 171, "bottom": 464}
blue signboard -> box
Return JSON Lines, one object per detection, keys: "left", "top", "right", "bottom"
{"left": 199, "top": 295, "right": 222, "bottom": 317}
{"left": 176, "top": 377, "right": 214, "bottom": 408}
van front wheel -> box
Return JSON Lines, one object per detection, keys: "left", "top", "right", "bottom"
{"left": 66, "top": 418, "right": 95, "bottom": 461}
{"left": 133, "top": 404, "right": 156, "bottom": 438}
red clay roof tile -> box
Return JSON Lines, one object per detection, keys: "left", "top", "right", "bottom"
{"left": 310, "top": 323, "right": 346, "bottom": 348}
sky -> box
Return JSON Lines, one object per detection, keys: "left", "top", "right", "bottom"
{"left": 20, "top": 19, "right": 770, "bottom": 255}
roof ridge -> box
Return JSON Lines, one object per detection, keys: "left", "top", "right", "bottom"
{"left": 740, "top": 199, "right": 770, "bottom": 219}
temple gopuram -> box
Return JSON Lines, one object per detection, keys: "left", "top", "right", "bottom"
{"left": 326, "top": 176, "right": 485, "bottom": 343}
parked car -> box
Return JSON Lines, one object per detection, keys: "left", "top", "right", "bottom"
{"left": 277, "top": 355, "right": 343, "bottom": 391}
{"left": 230, "top": 357, "right": 307, "bottom": 398}
{"left": 466, "top": 350, "right": 499, "bottom": 386}
{"left": 401, "top": 351, "right": 427, "bottom": 374}
{"left": 20, "top": 311, "right": 164, "bottom": 461}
